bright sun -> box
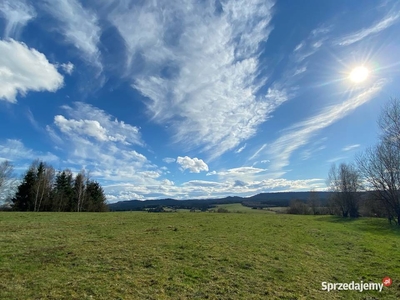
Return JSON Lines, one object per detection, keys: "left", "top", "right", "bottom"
{"left": 349, "top": 66, "right": 369, "bottom": 83}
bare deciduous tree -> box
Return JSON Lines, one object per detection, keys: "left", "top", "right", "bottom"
{"left": 357, "top": 98, "right": 400, "bottom": 225}
{"left": 75, "top": 170, "right": 88, "bottom": 212}
{"left": 32, "top": 160, "right": 55, "bottom": 212}
{"left": 0, "top": 160, "right": 16, "bottom": 204}
{"left": 378, "top": 98, "right": 400, "bottom": 148}
{"left": 287, "top": 199, "right": 310, "bottom": 215}
{"left": 307, "top": 190, "right": 320, "bottom": 215}
{"left": 327, "top": 163, "right": 362, "bottom": 218}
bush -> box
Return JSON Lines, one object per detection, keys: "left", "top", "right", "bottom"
{"left": 287, "top": 199, "right": 310, "bottom": 215}
{"left": 216, "top": 207, "right": 229, "bottom": 213}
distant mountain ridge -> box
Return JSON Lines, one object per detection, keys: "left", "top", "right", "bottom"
{"left": 108, "top": 191, "right": 336, "bottom": 211}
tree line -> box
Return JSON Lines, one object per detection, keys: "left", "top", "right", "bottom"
{"left": 0, "top": 160, "right": 108, "bottom": 212}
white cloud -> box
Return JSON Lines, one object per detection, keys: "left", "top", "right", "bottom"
{"left": 327, "top": 156, "right": 347, "bottom": 163}
{"left": 25, "top": 108, "right": 41, "bottom": 131}
{"left": 0, "top": 139, "right": 58, "bottom": 163}
{"left": 245, "top": 178, "right": 324, "bottom": 192}
{"left": 209, "top": 166, "right": 269, "bottom": 182}
{"left": 0, "top": 0, "right": 36, "bottom": 38}
{"left": 235, "top": 143, "right": 247, "bottom": 153}
{"left": 176, "top": 156, "right": 209, "bottom": 173}
{"left": 263, "top": 87, "right": 290, "bottom": 111}
{"left": 47, "top": 103, "right": 154, "bottom": 187}
{"left": 294, "top": 26, "right": 330, "bottom": 62}
{"left": 60, "top": 62, "right": 74, "bottom": 75}
{"left": 108, "top": 0, "right": 280, "bottom": 159}
{"left": 41, "top": 0, "right": 102, "bottom": 70}
{"left": 336, "top": 11, "right": 400, "bottom": 46}
{"left": 103, "top": 176, "right": 326, "bottom": 202}
{"left": 281, "top": 25, "right": 331, "bottom": 86}
{"left": 182, "top": 180, "right": 223, "bottom": 187}
{"left": 55, "top": 102, "right": 142, "bottom": 146}
{"left": 54, "top": 115, "right": 108, "bottom": 142}
{"left": 161, "top": 179, "right": 174, "bottom": 186}
{"left": 293, "top": 66, "right": 307, "bottom": 76}
{"left": 237, "top": 26, "right": 330, "bottom": 161}
{"left": 56, "top": 141, "right": 153, "bottom": 184}
{"left": 301, "top": 138, "right": 328, "bottom": 161}
{"left": 105, "top": 190, "right": 145, "bottom": 202}
{"left": 215, "top": 167, "right": 267, "bottom": 176}
{"left": 249, "top": 143, "right": 267, "bottom": 161}
{"left": 163, "top": 157, "right": 176, "bottom": 164}
{"left": 107, "top": 0, "right": 168, "bottom": 71}
{"left": 301, "top": 145, "right": 326, "bottom": 161}
{"left": 294, "top": 42, "right": 304, "bottom": 52}
{"left": 342, "top": 144, "right": 360, "bottom": 151}
{"left": 139, "top": 171, "right": 161, "bottom": 179}
{"left": 0, "top": 39, "right": 64, "bottom": 103}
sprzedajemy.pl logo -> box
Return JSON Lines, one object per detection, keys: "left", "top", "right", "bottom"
{"left": 321, "top": 277, "right": 392, "bottom": 293}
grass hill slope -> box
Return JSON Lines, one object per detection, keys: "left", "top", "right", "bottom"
{"left": 1, "top": 212, "right": 399, "bottom": 299}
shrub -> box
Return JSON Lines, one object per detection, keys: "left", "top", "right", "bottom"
{"left": 287, "top": 199, "right": 310, "bottom": 215}
{"left": 216, "top": 207, "right": 229, "bottom": 213}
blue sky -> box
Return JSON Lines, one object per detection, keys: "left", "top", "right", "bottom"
{"left": 1, "top": 0, "right": 400, "bottom": 202}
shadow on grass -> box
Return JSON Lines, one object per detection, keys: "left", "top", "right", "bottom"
{"left": 314, "top": 215, "right": 400, "bottom": 235}
{"left": 315, "top": 215, "right": 358, "bottom": 223}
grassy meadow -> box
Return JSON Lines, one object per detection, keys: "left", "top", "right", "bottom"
{"left": 212, "top": 203, "right": 287, "bottom": 214}
{"left": 1, "top": 211, "right": 399, "bottom": 299}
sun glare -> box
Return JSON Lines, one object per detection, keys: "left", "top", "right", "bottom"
{"left": 349, "top": 66, "right": 369, "bottom": 83}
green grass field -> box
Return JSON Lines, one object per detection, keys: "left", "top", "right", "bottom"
{"left": 1, "top": 212, "right": 399, "bottom": 299}
{"left": 212, "top": 203, "right": 269, "bottom": 213}
{"left": 213, "top": 203, "right": 286, "bottom": 214}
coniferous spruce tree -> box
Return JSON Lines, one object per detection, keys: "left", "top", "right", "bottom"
{"left": 12, "top": 167, "right": 36, "bottom": 211}
{"left": 53, "top": 170, "right": 74, "bottom": 212}
{"left": 11, "top": 160, "right": 108, "bottom": 212}
{"left": 86, "top": 180, "right": 108, "bottom": 212}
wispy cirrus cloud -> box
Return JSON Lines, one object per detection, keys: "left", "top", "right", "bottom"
{"left": 0, "top": 139, "right": 58, "bottom": 163}
{"left": 248, "top": 143, "right": 267, "bottom": 161}
{"left": 335, "top": 11, "right": 400, "bottom": 46}
{"left": 107, "top": 0, "right": 281, "bottom": 160}
{"left": 25, "top": 108, "right": 41, "bottom": 131}
{"left": 278, "top": 25, "right": 332, "bottom": 88}
{"left": 163, "top": 157, "right": 176, "bottom": 164}
{"left": 208, "top": 166, "right": 267, "bottom": 177}
{"left": 206, "top": 166, "right": 269, "bottom": 183}
{"left": 293, "top": 26, "right": 331, "bottom": 63}
{"left": 327, "top": 156, "right": 347, "bottom": 163}
{"left": 301, "top": 145, "right": 326, "bottom": 161}
{"left": 262, "top": 79, "right": 388, "bottom": 172}
{"left": 301, "top": 137, "right": 327, "bottom": 161}
{"left": 0, "top": 39, "right": 63, "bottom": 103}
{"left": 0, "top": 0, "right": 36, "bottom": 38}
{"left": 342, "top": 144, "right": 360, "bottom": 151}
{"left": 41, "top": 0, "right": 102, "bottom": 70}
{"left": 235, "top": 143, "right": 247, "bottom": 153}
